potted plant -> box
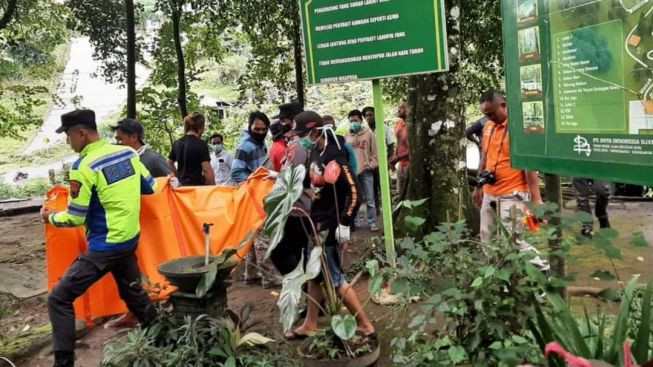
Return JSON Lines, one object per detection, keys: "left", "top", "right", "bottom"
{"left": 262, "top": 165, "right": 380, "bottom": 367}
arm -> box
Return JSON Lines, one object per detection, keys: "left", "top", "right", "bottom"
{"left": 526, "top": 171, "right": 543, "bottom": 205}
{"left": 47, "top": 166, "right": 93, "bottom": 227}
{"left": 135, "top": 158, "right": 157, "bottom": 195}
{"left": 231, "top": 148, "right": 252, "bottom": 185}
{"left": 369, "top": 131, "right": 379, "bottom": 170}
{"left": 199, "top": 144, "right": 215, "bottom": 185}
{"left": 202, "top": 161, "right": 216, "bottom": 185}
{"left": 466, "top": 121, "right": 483, "bottom": 147}
{"left": 167, "top": 159, "right": 178, "bottom": 177}
{"left": 338, "top": 163, "right": 361, "bottom": 226}
{"left": 167, "top": 145, "right": 178, "bottom": 176}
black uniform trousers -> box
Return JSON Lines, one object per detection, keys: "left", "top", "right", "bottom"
{"left": 572, "top": 177, "right": 611, "bottom": 230}
{"left": 48, "top": 246, "right": 155, "bottom": 352}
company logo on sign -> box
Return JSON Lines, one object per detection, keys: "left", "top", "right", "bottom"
{"left": 573, "top": 135, "right": 592, "bottom": 157}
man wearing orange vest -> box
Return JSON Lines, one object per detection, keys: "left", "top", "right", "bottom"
{"left": 472, "top": 91, "right": 549, "bottom": 271}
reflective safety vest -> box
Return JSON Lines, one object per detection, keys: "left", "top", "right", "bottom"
{"left": 49, "top": 140, "right": 157, "bottom": 252}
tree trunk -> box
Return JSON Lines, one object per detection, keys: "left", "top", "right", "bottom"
{"left": 402, "top": 0, "right": 469, "bottom": 235}
{"left": 544, "top": 174, "right": 565, "bottom": 296}
{"left": 125, "top": 0, "right": 137, "bottom": 119}
{"left": 0, "top": 0, "right": 17, "bottom": 30}
{"left": 171, "top": 3, "right": 188, "bottom": 118}
{"left": 291, "top": 0, "right": 305, "bottom": 105}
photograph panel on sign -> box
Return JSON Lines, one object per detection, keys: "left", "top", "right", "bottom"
{"left": 517, "top": 0, "right": 538, "bottom": 25}
{"left": 520, "top": 64, "right": 543, "bottom": 99}
{"left": 518, "top": 26, "right": 541, "bottom": 64}
{"left": 523, "top": 101, "right": 545, "bottom": 134}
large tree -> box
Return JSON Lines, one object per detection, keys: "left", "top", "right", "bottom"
{"left": 401, "top": 0, "right": 503, "bottom": 233}
{"left": 230, "top": 0, "right": 305, "bottom": 104}
{"left": 66, "top": 0, "right": 143, "bottom": 118}
{"left": 0, "top": 0, "right": 69, "bottom": 138}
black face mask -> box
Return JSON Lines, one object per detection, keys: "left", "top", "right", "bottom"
{"left": 282, "top": 124, "right": 292, "bottom": 134}
{"left": 250, "top": 131, "right": 267, "bottom": 144}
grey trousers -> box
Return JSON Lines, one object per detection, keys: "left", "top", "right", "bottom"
{"left": 572, "top": 178, "right": 611, "bottom": 229}
{"left": 48, "top": 247, "right": 155, "bottom": 352}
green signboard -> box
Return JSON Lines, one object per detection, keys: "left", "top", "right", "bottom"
{"left": 502, "top": 0, "right": 653, "bottom": 185}
{"left": 299, "top": 0, "right": 449, "bottom": 85}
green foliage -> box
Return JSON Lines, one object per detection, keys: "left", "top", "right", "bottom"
{"left": 0, "top": 179, "right": 50, "bottom": 200}
{"left": 0, "top": 0, "right": 69, "bottom": 138}
{"left": 370, "top": 219, "right": 547, "bottom": 366}
{"left": 304, "top": 328, "right": 374, "bottom": 361}
{"left": 102, "top": 312, "right": 285, "bottom": 367}
{"left": 66, "top": 0, "right": 144, "bottom": 84}
{"left": 196, "top": 233, "right": 252, "bottom": 297}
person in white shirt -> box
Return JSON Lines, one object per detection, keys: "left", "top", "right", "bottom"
{"left": 209, "top": 133, "right": 235, "bottom": 186}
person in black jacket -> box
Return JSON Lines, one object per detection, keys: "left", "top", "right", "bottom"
{"left": 285, "top": 111, "right": 375, "bottom": 340}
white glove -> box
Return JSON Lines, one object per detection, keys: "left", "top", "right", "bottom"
{"left": 335, "top": 224, "right": 351, "bottom": 245}
{"left": 170, "top": 176, "right": 180, "bottom": 189}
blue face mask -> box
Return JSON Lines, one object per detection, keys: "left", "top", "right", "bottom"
{"left": 212, "top": 144, "right": 223, "bottom": 154}
{"left": 350, "top": 122, "right": 362, "bottom": 132}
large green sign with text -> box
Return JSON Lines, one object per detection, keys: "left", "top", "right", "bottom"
{"left": 503, "top": 0, "right": 653, "bottom": 185}
{"left": 300, "top": 0, "right": 449, "bottom": 84}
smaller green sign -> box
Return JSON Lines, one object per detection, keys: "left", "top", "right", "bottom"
{"left": 300, "top": 0, "right": 449, "bottom": 85}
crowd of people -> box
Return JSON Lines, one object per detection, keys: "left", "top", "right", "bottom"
{"left": 39, "top": 90, "right": 612, "bottom": 366}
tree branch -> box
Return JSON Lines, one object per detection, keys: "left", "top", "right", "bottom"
{"left": 0, "top": 0, "right": 18, "bottom": 30}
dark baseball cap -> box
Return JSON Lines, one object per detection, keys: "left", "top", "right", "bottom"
{"left": 273, "top": 102, "right": 304, "bottom": 120}
{"left": 287, "top": 111, "right": 323, "bottom": 137}
{"left": 56, "top": 109, "right": 97, "bottom": 133}
{"left": 111, "top": 118, "right": 146, "bottom": 144}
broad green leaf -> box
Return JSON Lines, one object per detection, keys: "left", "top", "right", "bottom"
{"left": 447, "top": 345, "right": 467, "bottom": 364}
{"left": 390, "top": 277, "right": 410, "bottom": 294}
{"left": 633, "top": 280, "right": 653, "bottom": 363}
{"left": 238, "top": 332, "right": 275, "bottom": 347}
{"left": 401, "top": 198, "right": 428, "bottom": 209}
{"left": 404, "top": 215, "right": 426, "bottom": 232}
{"left": 365, "top": 260, "right": 379, "bottom": 277}
{"left": 489, "top": 341, "right": 503, "bottom": 350}
{"left": 606, "top": 276, "right": 639, "bottom": 363}
{"left": 408, "top": 314, "right": 426, "bottom": 329}
{"left": 631, "top": 231, "right": 649, "bottom": 248}
{"left": 590, "top": 270, "right": 616, "bottom": 281}
{"left": 331, "top": 314, "right": 357, "bottom": 341}
{"left": 223, "top": 356, "right": 236, "bottom": 367}
{"left": 263, "top": 165, "right": 306, "bottom": 259}
{"left": 369, "top": 274, "right": 384, "bottom": 297}
{"left": 196, "top": 264, "right": 218, "bottom": 297}
{"left": 471, "top": 277, "right": 483, "bottom": 288}
{"left": 277, "top": 247, "right": 323, "bottom": 333}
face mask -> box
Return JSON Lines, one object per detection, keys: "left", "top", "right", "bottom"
{"left": 250, "top": 131, "right": 267, "bottom": 144}
{"left": 350, "top": 122, "right": 362, "bottom": 132}
{"left": 299, "top": 136, "right": 316, "bottom": 150}
{"left": 212, "top": 144, "right": 223, "bottom": 154}
{"left": 282, "top": 124, "right": 292, "bottom": 134}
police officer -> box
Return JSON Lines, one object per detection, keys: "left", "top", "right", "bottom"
{"left": 40, "top": 110, "right": 157, "bottom": 367}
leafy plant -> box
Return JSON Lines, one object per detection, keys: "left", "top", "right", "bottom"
{"left": 530, "top": 277, "right": 653, "bottom": 366}
{"left": 102, "top": 309, "right": 281, "bottom": 367}
{"left": 263, "top": 164, "right": 376, "bottom": 360}
{"left": 366, "top": 200, "right": 570, "bottom": 366}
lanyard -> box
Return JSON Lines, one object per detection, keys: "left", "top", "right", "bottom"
{"left": 482, "top": 124, "right": 509, "bottom": 172}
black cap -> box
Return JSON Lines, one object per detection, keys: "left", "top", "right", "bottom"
{"left": 273, "top": 102, "right": 304, "bottom": 120}
{"left": 56, "top": 109, "right": 97, "bottom": 133}
{"left": 270, "top": 121, "right": 285, "bottom": 141}
{"left": 111, "top": 118, "right": 146, "bottom": 144}
{"left": 287, "top": 111, "right": 323, "bottom": 137}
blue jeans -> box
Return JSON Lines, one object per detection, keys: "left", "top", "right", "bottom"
{"left": 357, "top": 171, "right": 377, "bottom": 226}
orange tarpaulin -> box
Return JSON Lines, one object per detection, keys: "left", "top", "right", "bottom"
{"left": 45, "top": 169, "right": 274, "bottom": 323}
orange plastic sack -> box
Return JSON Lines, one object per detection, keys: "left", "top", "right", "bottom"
{"left": 45, "top": 168, "right": 274, "bottom": 323}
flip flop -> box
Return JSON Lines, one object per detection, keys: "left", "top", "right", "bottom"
{"left": 285, "top": 330, "right": 311, "bottom": 341}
